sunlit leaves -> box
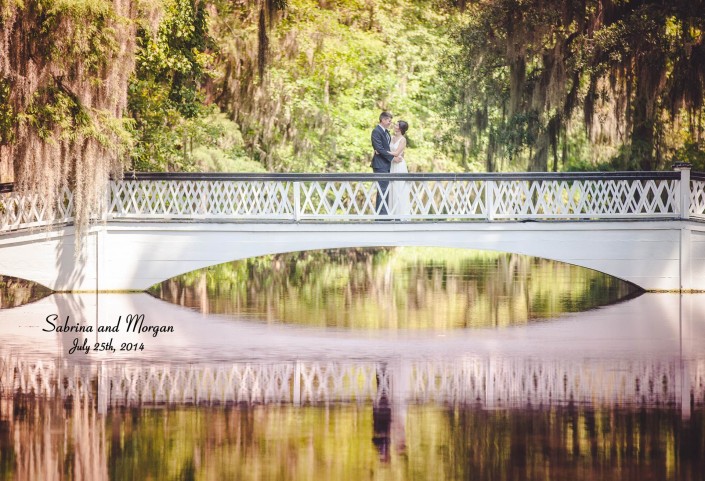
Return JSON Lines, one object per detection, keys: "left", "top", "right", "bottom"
{"left": 130, "top": 0, "right": 222, "bottom": 170}
{"left": 0, "top": 77, "right": 13, "bottom": 144}
{"left": 441, "top": 0, "right": 705, "bottom": 172}
{"left": 211, "top": 0, "right": 457, "bottom": 173}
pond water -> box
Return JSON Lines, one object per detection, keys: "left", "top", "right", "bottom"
{"left": 0, "top": 248, "right": 704, "bottom": 481}
{"left": 149, "top": 248, "right": 641, "bottom": 329}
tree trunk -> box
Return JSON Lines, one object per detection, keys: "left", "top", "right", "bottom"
{"left": 630, "top": 94, "right": 655, "bottom": 170}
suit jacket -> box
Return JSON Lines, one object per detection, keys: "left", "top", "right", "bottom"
{"left": 370, "top": 124, "right": 394, "bottom": 172}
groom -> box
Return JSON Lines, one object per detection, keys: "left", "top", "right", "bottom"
{"left": 370, "top": 111, "right": 398, "bottom": 216}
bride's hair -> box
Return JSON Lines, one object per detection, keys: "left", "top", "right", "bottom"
{"left": 398, "top": 120, "right": 409, "bottom": 135}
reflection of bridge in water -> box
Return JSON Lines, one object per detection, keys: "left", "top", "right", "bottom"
{"left": 3, "top": 356, "right": 703, "bottom": 415}
{"left": 4, "top": 358, "right": 703, "bottom": 481}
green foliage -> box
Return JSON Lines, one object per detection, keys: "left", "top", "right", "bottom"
{"left": 23, "top": 82, "right": 91, "bottom": 140}
{"left": 0, "top": 77, "right": 13, "bottom": 144}
{"left": 135, "top": 0, "right": 211, "bottom": 117}
{"left": 128, "top": 90, "right": 255, "bottom": 171}
{"left": 440, "top": 0, "right": 705, "bottom": 172}
{"left": 5, "top": 0, "right": 704, "bottom": 177}
{"left": 1, "top": 0, "right": 132, "bottom": 186}
{"left": 190, "top": 109, "right": 265, "bottom": 172}
{"left": 211, "top": 0, "right": 461, "bottom": 173}
{"left": 674, "top": 141, "right": 705, "bottom": 171}
{"left": 0, "top": 0, "right": 123, "bottom": 145}
{"left": 127, "top": 0, "right": 259, "bottom": 173}
{"left": 37, "top": 0, "right": 118, "bottom": 77}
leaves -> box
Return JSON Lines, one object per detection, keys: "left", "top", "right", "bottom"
{"left": 209, "top": 0, "right": 458, "bottom": 173}
{"left": 441, "top": 0, "right": 705, "bottom": 172}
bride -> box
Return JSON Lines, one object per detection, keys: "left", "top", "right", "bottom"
{"left": 387, "top": 120, "right": 411, "bottom": 217}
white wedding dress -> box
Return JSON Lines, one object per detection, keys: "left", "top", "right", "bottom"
{"left": 388, "top": 138, "right": 411, "bottom": 217}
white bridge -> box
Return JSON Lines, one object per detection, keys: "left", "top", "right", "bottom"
{"left": 1, "top": 169, "right": 704, "bottom": 292}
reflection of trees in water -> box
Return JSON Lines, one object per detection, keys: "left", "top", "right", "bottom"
{"left": 438, "top": 407, "right": 703, "bottom": 481}
{"left": 1, "top": 395, "right": 703, "bottom": 481}
{"left": 150, "top": 248, "right": 641, "bottom": 329}
{"left": 0, "top": 276, "right": 52, "bottom": 309}
{"left": 1, "top": 393, "right": 107, "bottom": 481}
{"left": 1, "top": 354, "right": 702, "bottom": 480}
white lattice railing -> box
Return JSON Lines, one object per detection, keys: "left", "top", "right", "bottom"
{"left": 2, "top": 356, "right": 702, "bottom": 408}
{"left": 106, "top": 172, "right": 690, "bottom": 221}
{"left": 691, "top": 174, "right": 705, "bottom": 220}
{"left": 1, "top": 170, "right": 703, "bottom": 231}
{"left": 0, "top": 185, "right": 75, "bottom": 231}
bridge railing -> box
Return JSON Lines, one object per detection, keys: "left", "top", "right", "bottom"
{"left": 1, "top": 170, "right": 703, "bottom": 231}
{"left": 107, "top": 171, "right": 687, "bottom": 221}
{"left": 692, "top": 171, "right": 705, "bottom": 221}
{"left": 0, "top": 184, "right": 75, "bottom": 232}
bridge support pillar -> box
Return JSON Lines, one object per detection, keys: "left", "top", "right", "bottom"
{"left": 681, "top": 227, "right": 692, "bottom": 291}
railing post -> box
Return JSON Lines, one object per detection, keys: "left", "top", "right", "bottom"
{"left": 293, "top": 181, "right": 301, "bottom": 221}
{"left": 293, "top": 360, "right": 302, "bottom": 405}
{"left": 199, "top": 181, "right": 208, "bottom": 216}
{"left": 97, "top": 361, "right": 108, "bottom": 415}
{"left": 485, "top": 357, "right": 495, "bottom": 408}
{"left": 673, "top": 162, "right": 691, "bottom": 219}
{"left": 486, "top": 180, "right": 495, "bottom": 221}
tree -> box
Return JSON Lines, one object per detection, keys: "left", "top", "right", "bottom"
{"left": 0, "top": 0, "right": 134, "bottom": 240}
{"left": 442, "top": 0, "right": 705, "bottom": 171}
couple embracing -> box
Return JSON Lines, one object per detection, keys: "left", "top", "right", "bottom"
{"left": 370, "top": 111, "right": 411, "bottom": 217}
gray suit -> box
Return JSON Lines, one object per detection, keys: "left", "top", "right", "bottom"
{"left": 371, "top": 125, "right": 394, "bottom": 172}
{"left": 371, "top": 124, "right": 394, "bottom": 215}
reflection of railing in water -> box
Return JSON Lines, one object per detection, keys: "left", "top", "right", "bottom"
{"left": 2, "top": 356, "right": 703, "bottom": 410}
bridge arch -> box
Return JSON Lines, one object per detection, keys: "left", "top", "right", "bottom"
{"left": 0, "top": 220, "right": 702, "bottom": 291}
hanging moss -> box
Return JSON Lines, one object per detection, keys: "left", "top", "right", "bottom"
{"left": 0, "top": 77, "right": 13, "bottom": 144}
{"left": 0, "top": 0, "right": 135, "bottom": 248}
{"left": 443, "top": 0, "right": 705, "bottom": 171}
